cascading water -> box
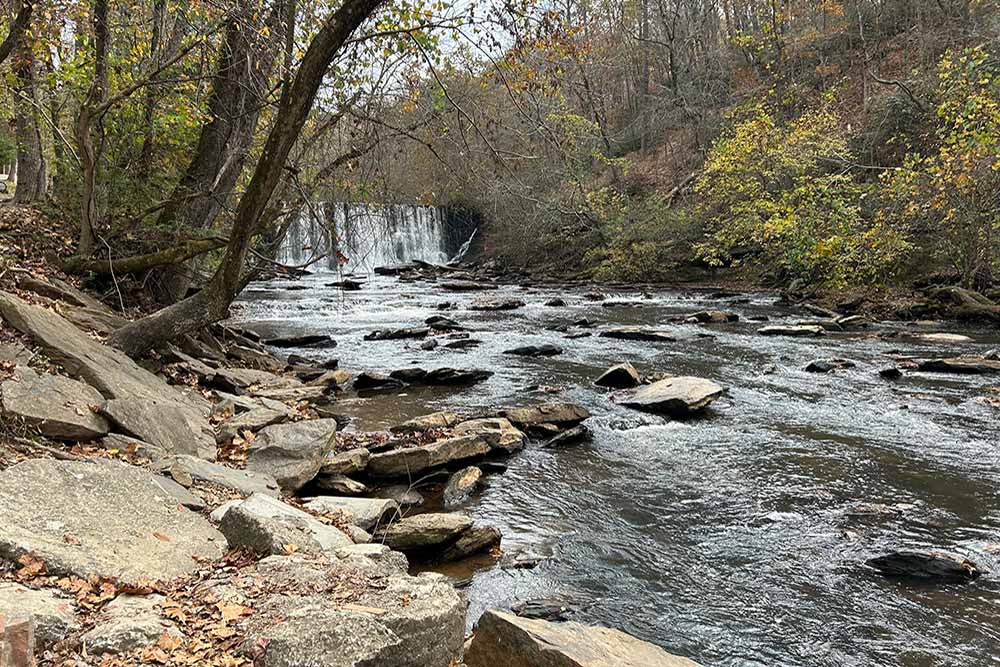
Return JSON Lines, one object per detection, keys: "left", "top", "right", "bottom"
{"left": 277, "top": 203, "right": 460, "bottom": 273}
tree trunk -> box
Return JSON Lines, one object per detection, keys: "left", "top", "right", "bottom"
{"left": 12, "top": 27, "right": 46, "bottom": 204}
{"left": 110, "top": 0, "right": 386, "bottom": 357}
{"left": 0, "top": 0, "right": 33, "bottom": 66}
{"left": 74, "top": 0, "right": 109, "bottom": 257}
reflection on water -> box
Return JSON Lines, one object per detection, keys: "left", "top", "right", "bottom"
{"left": 232, "top": 274, "right": 1000, "bottom": 667}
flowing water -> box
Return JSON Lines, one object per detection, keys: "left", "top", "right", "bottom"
{"left": 233, "top": 267, "right": 1000, "bottom": 666}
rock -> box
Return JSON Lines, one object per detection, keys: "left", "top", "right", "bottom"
{"left": 599, "top": 327, "right": 676, "bottom": 342}
{"left": 565, "top": 332, "right": 591, "bottom": 339}
{"left": 364, "top": 327, "right": 430, "bottom": 341}
{"left": 302, "top": 496, "right": 400, "bottom": 531}
{"left": 421, "top": 367, "right": 492, "bottom": 385}
{"left": 390, "top": 367, "right": 429, "bottom": 383}
{"left": 326, "top": 279, "right": 364, "bottom": 290}
{"left": 501, "top": 402, "right": 591, "bottom": 427}
{"left": 420, "top": 339, "right": 439, "bottom": 351}
{"left": 0, "top": 292, "right": 194, "bottom": 404}
{"left": 583, "top": 292, "right": 605, "bottom": 301}
{"left": 603, "top": 300, "right": 644, "bottom": 308}
{"left": 542, "top": 424, "right": 591, "bottom": 447}
{"left": 99, "top": 433, "right": 166, "bottom": 460}
{"left": 866, "top": 550, "right": 981, "bottom": 581}
{"left": 0, "top": 460, "right": 224, "bottom": 583}
{"left": 320, "top": 447, "right": 371, "bottom": 475}
{"left": 916, "top": 332, "right": 973, "bottom": 343}
{"left": 101, "top": 397, "right": 216, "bottom": 459}
{"left": 425, "top": 435, "right": 491, "bottom": 467}
{"left": 425, "top": 315, "right": 464, "bottom": 330}
{"left": 241, "top": 555, "right": 464, "bottom": 667}
{"left": 0, "top": 341, "right": 32, "bottom": 364}
{"left": 469, "top": 298, "right": 525, "bottom": 311}
{"left": 443, "top": 338, "right": 481, "bottom": 350}
{"left": 917, "top": 357, "right": 1000, "bottom": 374}
{"left": 18, "top": 275, "right": 107, "bottom": 311}
{"left": 315, "top": 474, "right": 367, "bottom": 495}
{"left": 594, "top": 362, "right": 641, "bottom": 389}
{"left": 443, "top": 467, "right": 482, "bottom": 506}
{"left": 160, "top": 455, "right": 281, "bottom": 497}
{"left": 616, "top": 376, "right": 724, "bottom": 416}
{"left": 218, "top": 493, "right": 352, "bottom": 555}
{"left": 452, "top": 417, "right": 527, "bottom": 452}
{"left": 373, "top": 485, "right": 425, "bottom": 508}
{"left": 437, "top": 524, "right": 501, "bottom": 562}
{"left": 81, "top": 594, "right": 181, "bottom": 655}
{"left": 504, "top": 344, "right": 562, "bottom": 357}
{"left": 246, "top": 419, "right": 338, "bottom": 492}
{"left": 367, "top": 447, "right": 433, "bottom": 479}
{"left": 215, "top": 406, "right": 290, "bottom": 443}
{"left": 544, "top": 298, "right": 566, "bottom": 307}
{"left": 264, "top": 334, "right": 336, "bottom": 348}
{"left": 1, "top": 366, "right": 109, "bottom": 441}
{"left": 391, "top": 411, "right": 461, "bottom": 434}
{"left": 380, "top": 513, "right": 473, "bottom": 550}
{"left": 439, "top": 280, "right": 496, "bottom": 292}
{"left": 354, "top": 371, "right": 405, "bottom": 391}
{"left": 465, "top": 610, "right": 704, "bottom": 667}
{"left": 879, "top": 367, "right": 903, "bottom": 380}
{"left": 757, "top": 325, "right": 825, "bottom": 337}
{"left": 152, "top": 474, "right": 207, "bottom": 511}
{"left": 687, "top": 310, "right": 739, "bottom": 323}
{"left": 510, "top": 597, "right": 581, "bottom": 622}
{"left": 227, "top": 344, "right": 285, "bottom": 372}
{"left": 0, "top": 583, "right": 79, "bottom": 651}
{"left": 805, "top": 358, "right": 856, "bottom": 373}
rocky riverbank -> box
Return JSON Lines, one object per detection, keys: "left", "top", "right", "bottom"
{"left": 0, "top": 274, "right": 705, "bottom": 666}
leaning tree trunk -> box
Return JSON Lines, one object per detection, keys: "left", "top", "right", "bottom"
{"left": 109, "top": 0, "right": 386, "bottom": 356}
{"left": 12, "top": 30, "right": 47, "bottom": 204}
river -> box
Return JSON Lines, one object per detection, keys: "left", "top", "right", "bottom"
{"left": 232, "top": 270, "right": 1000, "bottom": 667}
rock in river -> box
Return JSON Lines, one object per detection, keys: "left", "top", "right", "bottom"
{"left": 391, "top": 410, "right": 461, "bottom": 433}
{"left": 245, "top": 418, "right": 338, "bottom": 492}
{"left": 380, "top": 513, "right": 473, "bottom": 550}
{"left": 263, "top": 334, "right": 336, "bottom": 348}
{"left": 443, "top": 466, "right": 482, "bottom": 506}
{"left": 599, "top": 326, "right": 676, "bottom": 342}
{"left": 504, "top": 344, "right": 562, "bottom": 357}
{"left": 354, "top": 371, "right": 406, "bottom": 390}
{"left": 805, "top": 358, "right": 856, "bottom": 373}
{"left": 594, "top": 362, "right": 641, "bottom": 388}
{"left": 0, "top": 460, "right": 224, "bottom": 584}
{"left": 616, "top": 376, "right": 724, "bottom": 417}
{"left": 364, "top": 327, "right": 430, "bottom": 341}
{"left": 757, "top": 324, "right": 825, "bottom": 337}
{"left": 917, "top": 357, "right": 1000, "bottom": 374}
{"left": 866, "top": 550, "right": 981, "bottom": 581}
{"left": 469, "top": 298, "right": 525, "bottom": 311}
{"left": 1, "top": 365, "right": 109, "bottom": 441}
{"left": 452, "top": 417, "right": 527, "bottom": 452}
{"left": 465, "top": 610, "right": 704, "bottom": 667}
{"left": 501, "top": 402, "right": 591, "bottom": 427}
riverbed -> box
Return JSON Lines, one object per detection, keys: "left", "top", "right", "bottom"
{"left": 232, "top": 271, "right": 1000, "bottom": 667}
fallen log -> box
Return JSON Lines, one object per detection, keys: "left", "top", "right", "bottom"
{"left": 60, "top": 238, "right": 228, "bottom": 275}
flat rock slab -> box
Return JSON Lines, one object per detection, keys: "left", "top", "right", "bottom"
{"left": 452, "top": 417, "right": 526, "bottom": 452}
{"left": 380, "top": 513, "right": 472, "bottom": 551}
{"left": 246, "top": 419, "right": 338, "bottom": 492}
{"left": 303, "top": 496, "right": 400, "bottom": 531}
{"left": 320, "top": 447, "right": 371, "bottom": 475}
{"left": 159, "top": 455, "right": 280, "bottom": 497}
{"left": 101, "top": 397, "right": 216, "bottom": 459}
{"left": 1, "top": 366, "right": 109, "bottom": 441}
{"left": 0, "top": 583, "right": 79, "bottom": 651}
{"left": 443, "top": 467, "right": 482, "bottom": 507}
{"left": 218, "top": 493, "right": 353, "bottom": 555}
{"left": 437, "top": 524, "right": 501, "bottom": 562}
{"left": 465, "top": 610, "right": 704, "bottom": 667}
{"left": 616, "top": 377, "right": 724, "bottom": 417}
{"left": 0, "top": 292, "right": 189, "bottom": 404}
{"left": 469, "top": 298, "right": 525, "bottom": 311}
{"left": 918, "top": 357, "right": 1000, "bottom": 374}
{"left": 0, "top": 460, "right": 225, "bottom": 584}
{"left": 215, "top": 406, "right": 291, "bottom": 443}
{"left": 504, "top": 344, "right": 562, "bottom": 357}
{"left": 501, "top": 402, "right": 591, "bottom": 427}
{"left": 391, "top": 411, "right": 461, "bottom": 434}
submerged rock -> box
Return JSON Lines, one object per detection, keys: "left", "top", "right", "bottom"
{"left": 616, "top": 377, "right": 724, "bottom": 417}
{"left": 544, "top": 298, "right": 566, "bottom": 307}
{"left": 594, "top": 362, "right": 641, "bottom": 389}
{"left": 465, "top": 610, "right": 704, "bottom": 667}
{"left": 757, "top": 325, "right": 825, "bottom": 337}
{"left": 469, "top": 298, "right": 525, "bottom": 311}
{"left": 866, "top": 550, "right": 981, "bottom": 581}
{"left": 541, "top": 424, "right": 591, "bottom": 447}
{"left": 0, "top": 460, "right": 224, "bottom": 584}
{"left": 1, "top": 366, "right": 109, "bottom": 441}
{"left": 879, "top": 367, "right": 904, "bottom": 380}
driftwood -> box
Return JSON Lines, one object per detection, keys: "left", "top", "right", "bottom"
{"left": 60, "top": 237, "right": 227, "bottom": 275}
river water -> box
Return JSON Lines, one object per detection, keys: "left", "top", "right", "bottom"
{"left": 232, "top": 271, "right": 1000, "bottom": 667}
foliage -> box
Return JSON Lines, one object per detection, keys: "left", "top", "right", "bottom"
{"left": 881, "top": 45, "right": 1000, "bottom": 287}
{"left": 693, "top": 103, "right": 909, "bottom": 286}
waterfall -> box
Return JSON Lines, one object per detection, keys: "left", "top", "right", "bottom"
{"left": 277, "top": 203, "right": 452, "bottom": 273}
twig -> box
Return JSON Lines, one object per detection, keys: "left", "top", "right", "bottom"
{"left": 11, "top": 436, "right": 89, "bottom": 462}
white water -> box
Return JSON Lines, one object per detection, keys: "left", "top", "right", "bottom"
{"left": 277, "top": 203, "right": 451, "bottom": 273}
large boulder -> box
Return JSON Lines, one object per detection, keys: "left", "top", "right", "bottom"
{"left": 437, "top": 524, "right": 501, "bottom": 562}
{"left": 0, "top": 460, "right": 225, "bottom": 584}
{"left": 241, "top": 555, "right": 465, "bottom": 667}
{"left": 1, "top": 366, "right": 109, "bottom": 441}
{"left": 246, "top": 419, "right": 338, "bottom": 492}
{"left": 158, "top": 455, "right": 280, "bottom": 497}
{"left": 420, "top": 368, "right": 492, "bottom": 386}
{"left": 503, "top": 344, "right": 562, "bottom": 357}
{"left": 218, "top": 493, "right": 352, "bottom": 555}
{"left": 866, "top": 550, "right": 981, "bottom": 581}
{"left": 594, "top": 362, "right": 641, "bottom": 389}
{"left": 465, "top": 610, "right": 704, "bottom": 667}
{"left": 80, "top": 594, "right": 181, "bottom": 655}
{"left": 501, "top": 402, "right": 591, "bottom": 427}
{"left": 452, "top": 418, "right": 526, "bottom": 452}
{"left": 302, "top": 496, "right": 400, "bottom": 531}
{"left": 616, "top": 377, "right": 724, "bottom": 417}
{"left": 380, "top": 513, "right": 473, "bottom": 551}
{"left": 0, "top": 583, "right": 79, "bottom": 651}
{"left": 101, "top": 397, "right": 216, "bottom": 459}
{"left": 0, "top": 292, "right": 197, "bottom": 405}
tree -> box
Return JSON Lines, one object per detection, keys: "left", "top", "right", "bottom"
{"left": 10, "top": 3, "right": 46, "bottom": 204}
{"left": 110, "top": 0, "right": 387, "bottom": 356}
